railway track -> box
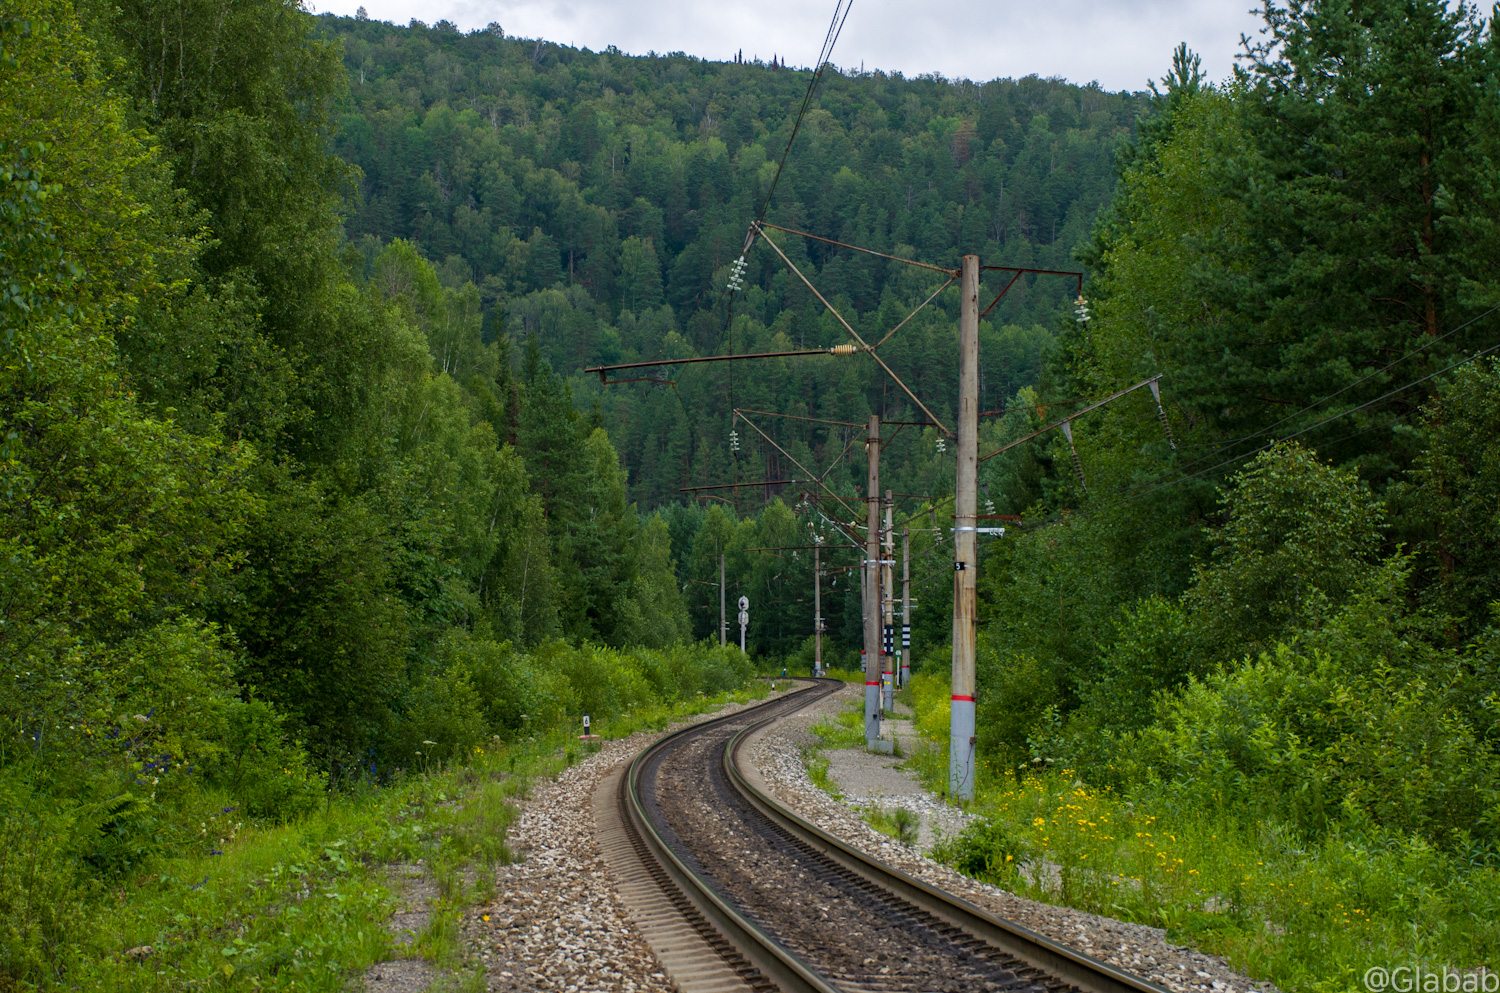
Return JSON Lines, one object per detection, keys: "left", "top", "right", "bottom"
{"left": 598, "top": 679, "right": 1172, "bottom": 993}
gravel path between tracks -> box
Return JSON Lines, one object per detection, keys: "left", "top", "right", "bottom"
{"left": 745, "top": 682, "right": 1279, "bottom": 993}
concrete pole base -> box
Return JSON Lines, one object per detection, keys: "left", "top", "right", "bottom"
{"left": 949, "top": 696, "right": 976, "bottom": 800}
{"left": 864, "top": 682, "right": 883, "bottom": 751}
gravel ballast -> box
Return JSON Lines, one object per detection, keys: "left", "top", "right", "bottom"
{"left": 465, "top": 693, "right": 789, "bottom": 993}
{"left": 741, "top": 682, "right": 1280, "bottom": 993}
{"left": 459, "top": 682, "right": 1277, "bottom": 993}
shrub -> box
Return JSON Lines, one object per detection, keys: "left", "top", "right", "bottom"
{"left": 388, "top": 663, "right": 488, "bottom": 768}
{"left": 0, "top": 771, "right": 83, "bottom": 989}
{"left": 543, "top": 641, "right": 652, "bottom": 721}
{"left": 1132, "top": 641, "right": 1500, "bottom": 851}
{"left": 445, "top": 632, "right": 535, "bottom": 736}
{"left": 931, "top": 815, "right": 1029, "bottom": 887}
{"left": 976, "top": 642, "right": 1066, "bottom": 770}
{"left": 213, "top": 699, "right": 325, "bottom": 821}
{"left": 909, "top": 668, "right": 950, "bottom": 742}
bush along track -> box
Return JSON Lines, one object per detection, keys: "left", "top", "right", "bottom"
{"left": 762, "top": 684, "right": 1263, "bottom": 992}
{"left": 891, "top": 669, "right": 1500, "bottom": 993}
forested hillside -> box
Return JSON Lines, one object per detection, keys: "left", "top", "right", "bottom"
{"left": 9, "top": 0, "right": 1500, "bottom": 986}
{"left": 306, "top": 14, "right": 1144, "bottom": 658}
{"left": 318, "top": 11, "right": 1139, "bottom": 508}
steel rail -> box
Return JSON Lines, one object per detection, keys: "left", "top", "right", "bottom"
{"left": 621, "top": 682, "right": 841, "bottom": 993}
{"left": 622, "top": 680, "right": 1172, "bottom": 993}
{"left": 723, "top": 713, "right": 1173, "bottom": 993}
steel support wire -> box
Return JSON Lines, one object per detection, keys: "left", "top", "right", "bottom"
{"left": 752, "top": 223, "right": 952, "bottom": 435}
{"left": 817, "top": 428, "right": 862, "bottom": 483}
{"left": 680, "top": 479, "right": 798, "bottom": 494}
{"left": 873, "top": 275, "right": 958, "bottom": 348}
{"left": 734, "top": 408, "right": 863, "bottom": 428}
{"left": 584, "top": 347, "right": 848, "bottom": 383}
{"left": 797, "top": 490, "right": 866, "bottom": 551}
{"left": 735, "top": 409, "right": 864, "bottom": 523}
{"left": 749, "top": 0, "right": 855, "bottom": 242}
{"left": 757, "top": 221, "right": 959, "bottom": 278}
{"left": 1131, "top": 331, "right": 1500, "bottom": 505}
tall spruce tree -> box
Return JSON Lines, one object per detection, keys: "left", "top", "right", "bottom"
{"left": 1215, "top": 0, "right": 1496, "bottom": 476}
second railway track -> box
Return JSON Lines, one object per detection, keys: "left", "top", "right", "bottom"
{"left": 601, "top": 679, "right": 1171, "bottom": 993}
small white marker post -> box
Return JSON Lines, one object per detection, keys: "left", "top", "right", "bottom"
{"left": 581, "top": 714, "right": 595, "bottom": 740}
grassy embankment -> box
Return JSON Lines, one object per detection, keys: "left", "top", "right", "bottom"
{"left": 27, "top": 680, "right": 774, "bottom": 992}
{"left": 800, "top": 671, "right": 1499, "bottom": 993}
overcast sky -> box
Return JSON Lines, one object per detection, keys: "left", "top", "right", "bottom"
{"left": 307, "top": 0, "right": 1264, "bottom": 93}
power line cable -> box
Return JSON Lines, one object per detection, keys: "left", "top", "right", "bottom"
{"left": 748, "top": 0, "right": 854, "bottom": 238}
{"left": 719, "top": 0, "right": 853, "bottom": 477}
{"left": 1171, "top": 303, "right": 1500, "bottom": 471}
{"left": 1124, "top": 324, "right": 1500, "bottom": 505}
{"left": 914, "top": 312, "right": 1500, "bottom": 540}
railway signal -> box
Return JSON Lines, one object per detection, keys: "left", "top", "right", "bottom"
{"left": 900, "top": 527, "right": 912, "bottom": 688}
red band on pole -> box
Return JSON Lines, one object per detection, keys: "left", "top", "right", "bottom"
{"left": 951, "top": 694, "right": 975, "bottom": 702}
{"left": 866, "top": 681, "right": 882, "bottom": 687}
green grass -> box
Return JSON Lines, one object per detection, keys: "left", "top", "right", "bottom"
{"left": 809, "top": 701, "right": 866, "bottom": 750}
{"left": 902, "top": 672, "right": 1500, "bottom": 993}
{"left": 51, "top": 682, "right": 772, "bottom": 992}
{"left": 803, "top": 748, "right": 840, "bottom": 800}
{"left": 864, "top": 805, "right": 920, "bottom": 846}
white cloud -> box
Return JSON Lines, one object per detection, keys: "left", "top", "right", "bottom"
{"left": 308, "top": 0, "right": 1261, "bottom": 92}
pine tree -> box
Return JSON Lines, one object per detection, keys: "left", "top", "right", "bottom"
{"left": 1219, "top": 0, "right": 1495, "bottom": 474}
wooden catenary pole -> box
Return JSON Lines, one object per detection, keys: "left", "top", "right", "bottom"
{"left": 863, "top": 414, "right": 888, "bottom": 752}
{"left": 950, "top": 255, "right": 980, "bottom": 799}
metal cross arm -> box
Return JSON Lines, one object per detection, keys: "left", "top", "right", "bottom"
{"left": 981, "top": 264, "right": 1084, "bottom": 290}
{"left": 977, "top": 265, "right": 1083, "bottom": 320}
{"left": 978, "top": 375, "right": 1164, "bottom": 464}
{"left": 583, "top": 346, "right": 857, "bottom": 384}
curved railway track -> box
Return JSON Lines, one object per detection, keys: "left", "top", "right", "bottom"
{"left": 601, "top": 679, "right": 1171, "bottom": 993}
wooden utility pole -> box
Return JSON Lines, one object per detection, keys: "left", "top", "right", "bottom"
{"left": 901, "top": 526, "right": 911, "bottom": 688}
{"left": 863, "top": 414, "right": 888, "bottom": 752}
{"left": 882, "top": 489, "right": 895, "bottom": 712}
{"left": 813, "top": 541, "right": 824, "bottom": 677}
{"left": 951, "top": 255, "right": 980, "bottom": 800}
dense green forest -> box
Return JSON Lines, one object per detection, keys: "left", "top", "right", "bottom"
{"left": 1, "top": 1, "right": 754, "bottom": 984}
{"left": 320, "top": 9, "right": 1136, "bottom": 506}
{"left": 7, "top": 0, "right": 1500, "bottom": 987}
{"left": 315, "top": 11, "right": 1141, "bottom": 655}
{"left": 973, "top": 6, "right": 1500, "bottom": 826}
